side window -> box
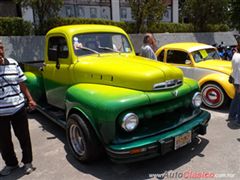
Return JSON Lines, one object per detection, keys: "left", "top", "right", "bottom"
{"left": 157, "top": 50, "right": 165, "bottom": 62}
{"left": 166, "top": 50, "right": 189, "bottom": 64}
{"left": 48, "top": 36, "right": 69, "bottom": 61}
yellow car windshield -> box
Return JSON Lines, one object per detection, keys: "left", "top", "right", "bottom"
{"left": 192, "top": 48, "right": 221, "bottom": 62}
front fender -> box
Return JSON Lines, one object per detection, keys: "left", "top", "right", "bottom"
{"left": 65, "top": 83, "right": 150, "bottom": 144}
{"left": 198, "top": 73, "right": 234, "bottom": 99}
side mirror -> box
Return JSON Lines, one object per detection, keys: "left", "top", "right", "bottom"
{"left": 56, "top": 59, "right": 60, "bottom": 69}
{"left": 185, "top": 60, "right": 191, "bottom": 65}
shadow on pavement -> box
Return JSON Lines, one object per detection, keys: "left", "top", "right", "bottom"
{"left": 65, "top": 136, "right": 209, "bottom": 180}
{"left": 227, "top": 122, "right": 240, "bottom": 130}
{"left": 201, "top": 105, "right": 229, "bottom": 114}
{"left": 6, "top": 112, "right": 209, "bottom": 180}
{"left": 0, "top": 165, "right": 36, "bottom": 180}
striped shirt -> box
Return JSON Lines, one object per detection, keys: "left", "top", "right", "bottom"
{"left": 0, "top": 58, "right": 26, "bottom": 116}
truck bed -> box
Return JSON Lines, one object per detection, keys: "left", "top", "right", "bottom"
{"left": 20, "top": 61, "right": 44, "bottom": 71}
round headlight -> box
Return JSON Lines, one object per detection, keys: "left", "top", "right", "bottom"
{"left": 192, "top": 92, "right": 202, "bottom": 107}
{"left": 121, "top": 113, "right": 139, "bottom": 132}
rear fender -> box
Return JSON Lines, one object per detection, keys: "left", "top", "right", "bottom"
{"left": 24, "top": 72, "right": 46, "bottom": 102}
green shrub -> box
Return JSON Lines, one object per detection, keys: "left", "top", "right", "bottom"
{"left": 38, "top": 17, "right": 132, "bottom": 35}
{"left": 0, "top": 17, "right": 32, "bottom": 36}
{"left": 1, "top": 17, "right": 228, "bottom": 35}
{"left": 147, "top": 23, "right": 194, "bottom": 33}
{"left": 205, "top": 24, "right": 229, "bottom": 32}
{"left": 146, "top": 23, "right": 229, "bottom": 33}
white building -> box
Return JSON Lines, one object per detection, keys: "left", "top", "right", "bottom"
{"left": 1, "top": 0, "right": 179, "bottom": 23}
{"left": 59, "top": 0, "right": 179, "bottom": 23}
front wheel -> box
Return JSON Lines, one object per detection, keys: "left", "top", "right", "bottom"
{"left": 66, "top": 114, "right": 103, "bottom": 163}
{"left": 201, "top": 83, "right": 229, "bottom": 109}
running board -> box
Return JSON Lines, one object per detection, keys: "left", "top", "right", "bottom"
{"left": 36, "top": 105, "right": 66, "bottom": 129}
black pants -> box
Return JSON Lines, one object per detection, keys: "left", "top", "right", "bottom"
{"left": 0, "top": 107, "right": 32, "bottom": 166}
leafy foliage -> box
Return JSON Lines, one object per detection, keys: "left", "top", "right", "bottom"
{"left": 32, "top": 17, "right": 229, "bottom": 35}
{"left": 15, "top": 0, "right": 63, "bottom": 34}
{"left": 41, "top": 17, "right": 130, "bottom": 35}
{"left": 0, "top": 17, "right": 32, "bottom": 35}
{"left": 129, "top": 0, "right": 166, "bottom": 33}
{"left": 182, "top": 0, "right": 230, "bottom": 31}
{"left": 229, "top": 0, "right": 240, "bottom": 31}
{"left": 147, "top": 22, "right": 195, "bottom": 33}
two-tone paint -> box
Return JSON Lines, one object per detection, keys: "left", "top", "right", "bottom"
{"left": 24, "top": 25, "right": 210, "bottom": 163}
{"left": 156, "top": 42, "right": 234, "bottom": 108}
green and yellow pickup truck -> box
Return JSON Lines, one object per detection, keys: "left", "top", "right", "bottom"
{"left": 23, "top": 24, "right": 210, "bottom": 163}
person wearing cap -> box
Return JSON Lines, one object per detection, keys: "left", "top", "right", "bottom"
{"left": 140, "top": 33, "right": 157, "bottom": 60}
{"left": 0, "top": 41, "right": 36, "bottom": 176}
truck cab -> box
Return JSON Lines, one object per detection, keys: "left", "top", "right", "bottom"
{"left": 24, "top": 25, "right": 210, "bottom": 163}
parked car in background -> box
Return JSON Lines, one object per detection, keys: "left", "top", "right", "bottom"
{"left": 156, "top": 42, "right": 234, "bottom": 109}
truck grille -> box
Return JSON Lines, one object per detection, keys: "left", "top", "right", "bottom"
{"left": 114, "top": 92, "right": 198, "bottom": 144}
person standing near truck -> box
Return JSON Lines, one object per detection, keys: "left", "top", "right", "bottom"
{"left": 140, "top": 33, "right": 157, "bottom": 60}
{"left": 0, "top": 41, "right": 36, "bottom": 176}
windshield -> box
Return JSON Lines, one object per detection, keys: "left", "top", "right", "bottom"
{"left": 191, "top": 48, "right": 221, "bottom": 63}
{"left": 72, "top": 33, "right": 132, "bottom": 56}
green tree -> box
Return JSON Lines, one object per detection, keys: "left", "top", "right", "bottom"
{"left": 129, "top": 0, "right": 166, "bottom": 33}
{"left": 15, "top": 0, "right": 63, "bottom": 34}
{"left": 230, "top": 0, "right": 240, "bottom": 31}
{"left": 182, "top": 0, "right": 229, "bottom": 31}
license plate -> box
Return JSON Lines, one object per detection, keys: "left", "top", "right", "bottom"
{"left": 174, "top": 131, "right": 192, "bottom": 150}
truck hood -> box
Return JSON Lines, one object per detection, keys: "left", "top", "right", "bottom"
{"left": 73, "top": 54, "right": 183, "bottom": 91}
{"left": 196, "top": 60, "right": 232, "bottom": 75}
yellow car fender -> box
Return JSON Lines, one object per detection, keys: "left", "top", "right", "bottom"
{"left": 198, "top": 73, "right": 234, "bottom": 99}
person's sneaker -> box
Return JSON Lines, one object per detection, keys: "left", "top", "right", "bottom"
{"left": 0, "top": 165, "right": 19, "bottom": 176}
{"left": 24, "top": 163, "right": 36, "bottom": 175}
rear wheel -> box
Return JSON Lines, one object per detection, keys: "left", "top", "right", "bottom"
{"left": 201, "top": 83, "right": 229, "bottom": 109}
{"left": 66, "top": 114, "right": 103, "bottom": 162}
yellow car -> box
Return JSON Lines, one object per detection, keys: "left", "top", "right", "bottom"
{"left": 156, "top": 42, "right": 234, "bottom": 109}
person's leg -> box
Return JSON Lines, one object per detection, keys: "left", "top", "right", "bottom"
{"left": 11, "top": 108, "right": 33, "bottom": 164}
{"left": 229, "top": 85, "right": 238, "bottom": 120}
{"left": 235, "top": 85, "right": 240, "bottom": 124}
{"left": 0, "top": 116, "right": 18, "bottom": 166}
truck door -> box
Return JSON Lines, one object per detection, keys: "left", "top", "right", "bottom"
{"left": 42, "top": 35, "right": 72, "bottom": 109}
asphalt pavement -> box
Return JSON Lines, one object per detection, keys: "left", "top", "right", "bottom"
{"left": 0, "top": 107, "right": 239, "bottom": 180}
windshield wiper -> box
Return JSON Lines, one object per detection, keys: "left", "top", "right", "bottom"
{"left": 98, "top": 46, "right": 119, "bottom": 53}
{"left": 80, "top": 47, "right": 100, "bottom": 55}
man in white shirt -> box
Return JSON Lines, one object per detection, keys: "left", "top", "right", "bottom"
{"left": 228, "top": 49, "right": 240, "bottom": 126}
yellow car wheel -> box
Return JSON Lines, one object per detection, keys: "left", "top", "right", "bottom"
{"left": 201, "top": 83, "right": 228, "bottom": 109}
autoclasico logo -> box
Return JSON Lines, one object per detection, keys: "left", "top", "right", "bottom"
{"left": 148, "top": 170, "right": 235, "bottom": 179}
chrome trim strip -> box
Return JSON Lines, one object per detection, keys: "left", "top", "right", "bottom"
{"left": 153, "top": 79, "right": 182, "bottom": 90}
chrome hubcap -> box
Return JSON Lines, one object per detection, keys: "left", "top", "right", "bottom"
{"left": 69, "top": 124, "right": 85, "bottom": 156}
